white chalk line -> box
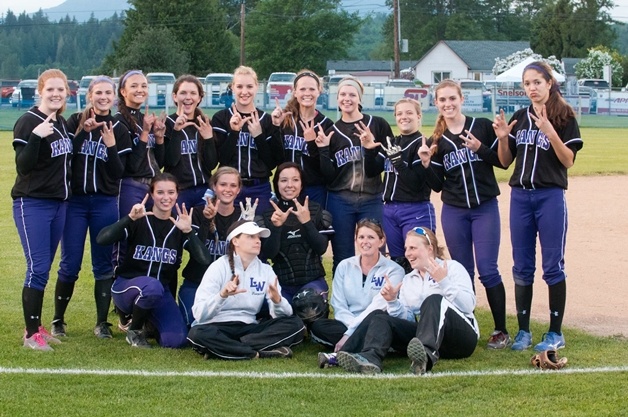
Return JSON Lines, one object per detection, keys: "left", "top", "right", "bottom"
{"left": 1, "top": 365, "right": 627, "bottom": 379}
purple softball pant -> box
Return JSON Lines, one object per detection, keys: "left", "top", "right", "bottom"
{"left": 441, "top": 198, "right": 502, "bottom": 289}
{"left": 13, "top": 197, "right": 67, "bottom": 291}
{"left": 383, "top": 201, "right": 436, "bottom": 258}
{"left": 112, "top": 276, "right": 188, "bottom": 348}
{"left": 509, "top": 187, "right": 568, "bottom": 286}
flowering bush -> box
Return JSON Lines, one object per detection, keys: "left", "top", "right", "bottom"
{"left": 493, "top": 48, "right": 564, "bottom": 75}
{"left": 574, "top": 47, "right": 623, "bottom": 87}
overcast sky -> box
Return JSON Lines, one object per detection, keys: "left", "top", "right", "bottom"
{"left": 5, "top": 0, "right": 628, "bottom": 22}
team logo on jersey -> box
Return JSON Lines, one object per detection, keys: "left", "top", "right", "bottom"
{"left": 132, "top": 133, "right": 157, "bottom": 148}
{"left": 249, "top": 277, "right": 266, "bottom": 293}
{"left": 370, "top": 275, "right": 386, "bottom": 289}
{"left": 287, "top": 229, "right": 301, "bottom": 239}
{"left": 79, "top": 140, "right": 109, "bottom": 161}
{"left": 334, "top": 145, "right": 362, "bottom": 167}
{"left": 207, "top": 239, "right": 228, "bottom": 256}
{"left": 132, "top": 245, "right": 178, "bottom": 264}
{"left": 283, "top": 135, "right": 309, "bottom": 155}
{"left": 180, "top": 139, "right": 198, "bottom": 155}
{"left": 50, "top": 137, "right": 73, "bottom": 158}
{"left": 443, "top": 148, "right": 482, "bottom": 171}
{"left": 515, "top": 130, "right": 550, "bottom": 150}
{"left": 383, "top": 159, "right": 397, "bottom": 173}
{"left": 236, "top": 132, "right": 258, "bottom": 149}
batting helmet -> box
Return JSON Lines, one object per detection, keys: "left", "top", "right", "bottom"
{"left": 291, "top": 288, "right": 329, "bottom": 324}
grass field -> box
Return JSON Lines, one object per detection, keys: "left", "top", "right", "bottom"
{"left": 0, "top": 126, "right": 627, "bottom": 416}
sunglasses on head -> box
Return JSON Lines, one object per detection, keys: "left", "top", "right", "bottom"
{"left": 358, "top": 218, "right": 381, "bottom": 227}
{"left": 412, "top": 227, "right": 432, "bottom": 247}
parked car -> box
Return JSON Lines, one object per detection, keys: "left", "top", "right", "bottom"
{"left": 205, "top": 73, "right": 233, "bottom": 106}
{"left": 146, "top": 72, "right": 176, "bottom": 106}
{"left": 1, "top": 79, "right": 20, "bottom": 104}
{"left": 66, "top": 80, "right": 79, "bottom": 104}
{"left": 577, "top": 79, "right": 610, "bottom": 90}
{"left": 386, "top": 79, "right": 416, "bottom": 88}
{"left": 10, "top": 79, "right": 39, "bottom": 108}
{"left": 266, "top": 72, "right": 296, "bottom": 102}
{"left": 77, "top": 75, "right": 97, "bottom": 108}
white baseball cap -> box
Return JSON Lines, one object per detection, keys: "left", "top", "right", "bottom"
{"left": 226, "top": 221, "right": 270, "bottom": 242}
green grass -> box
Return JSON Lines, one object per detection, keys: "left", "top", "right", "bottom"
{"left": 0, "top": 130, "right": 627, "bottom": 416}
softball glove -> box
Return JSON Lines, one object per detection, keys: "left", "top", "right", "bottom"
{"left": 530, "top": 349, "right": 568, "bottom": 370}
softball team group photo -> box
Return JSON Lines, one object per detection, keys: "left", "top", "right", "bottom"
{"left": 11, "top": 61, "right": 581, "bottom": 374}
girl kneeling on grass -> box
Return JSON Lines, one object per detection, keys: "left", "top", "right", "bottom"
{"left": 336, "top": 227, "right": 479, "bottom": 374}
{"left": 188, "top": 220, "right": 306, "bottom": 360}
{"left": 96, "top": 173, "right": 211, "bottom": 349}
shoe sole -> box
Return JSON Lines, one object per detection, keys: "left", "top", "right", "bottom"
{"left": 407, "top": 338, "right": 427, "bottom": 375}
{"left": 533, "top": 342, "right": 565, "bottom": 352}
{"left": 317, "top": 352, "right": 329, "bottom": 369}
{"left": 336, "top": 352, "right": 380, "bottom": 374}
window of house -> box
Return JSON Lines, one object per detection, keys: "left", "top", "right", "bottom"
{"left": 433, "top": 71, "right": 451, "bottom": 83}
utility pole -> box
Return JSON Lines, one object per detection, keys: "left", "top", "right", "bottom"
{"left": 393, "top": 0, "right": 400, "bottom": 78}
{"left": 240, "top": 1, "right": 246, "bottom": 65}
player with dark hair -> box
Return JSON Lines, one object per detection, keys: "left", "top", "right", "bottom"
{"left": 419, "top": 79, "right": 510, "bottom": 350}
{"left": 494, "top": 61, "right": 583, "bottom": 352}
{"left": 259, "top": 162, "right": 334, "bottom": 305}
{"left": 177, "top": 167, "right": 244, "bottom": 327}
{"left": 188, "top": 220, "right": 306, "bottom": 360}
{"left": 12, "top": 69, "right": 72, "bottom": 351}
{"left": 211, "top": 66, "right": 283, "bottom": 214}
{"left": 315, "top": 77, "right": 394, "bottom": 272}
{"left": 165, "top": 74, "right": 218, "bottom": 209}
{"left": 313, "top": 219, "right": 404, "bottom": 367}
{"left": 273, "top": 69, "right": 334, "bottom": 207}
{"left": 51, "top": 75, "right": 132, "bottom": 339}
{"left": 362, "top": 98, "right": 435, "bottom": 272}
{"left": 336, "top": 227, "right": 479, "bottom": 374}
{"left": 96, "top": 173, "right": 210, "bottom": 348}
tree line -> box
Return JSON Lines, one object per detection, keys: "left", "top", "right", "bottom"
{"left": 0, "top": 0, "right": 625, "bottom": 81}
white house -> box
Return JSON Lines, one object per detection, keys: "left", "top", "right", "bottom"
{"left": 413, "top": 40, "right": 530, "bottom": 85}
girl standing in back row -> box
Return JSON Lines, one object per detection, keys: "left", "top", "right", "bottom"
{"left": 12, "top": 69, "right": 72, "bottom": 351}
{"left": 419, "top": 79, "right": 510, "bottom": 350}
{"left": 494, "top": 61, "right": 583, "bottom": 352}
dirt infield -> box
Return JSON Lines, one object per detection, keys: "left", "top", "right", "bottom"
{"left": 431, "top": 175, "right": 627, "bottom": 338}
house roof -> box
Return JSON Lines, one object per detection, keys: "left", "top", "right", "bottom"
{"left": 326, "top": 60, "right": 416, "bottom": 72}
{"left": 422, "top": 41, "right": 531, "bottom": 71}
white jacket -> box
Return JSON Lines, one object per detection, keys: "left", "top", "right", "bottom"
{"left": 331, "top": 254, "right": 405, "bottom": 336}
{"left": 191, "top": 254, "right": 293, "bottom": 326}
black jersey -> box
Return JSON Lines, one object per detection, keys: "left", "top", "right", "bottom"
{"left": 319, "top": 114, "right": 393, "bottom": 194}
{"left": 164, "top": 113, "right": 218, "bottom": 190}
{"left": 98, "top": 215, "right": 209, "bottom": 285}
{"left": 507, "top": 106, "right": 583, "bottom": 190}
{"left": 364, "top": 131, "right": 431, "bottom": 203}
{"left": 11, "top": 107, "right": 72, "bottom": 200}
{"left": 181, "top": 204, "right": 241, "bottom": 284}
{"left": 66, "top": 112, "right": 132, "bottom": 196}
{"left": 211, "top": 107, "right": 283, "bottom": 180}
{"left": 260, "top": 197, "right": 333, "bottom": 287}
{"left": 425, "top": 116, "right": 503, "bottom": 208}
{"left": 114, "top": 109, "right": 165, "bottom": 179}
{"left": 281, "top": 111, "right": 334, "bottom": 187}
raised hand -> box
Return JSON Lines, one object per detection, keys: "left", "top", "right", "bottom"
{"left": 203, "top": 196, "right": 220, "bottom": 220}
{"left": 100, "top": 121, "right": 115, "bottom": 147}
{"left": 83, "top": 108, "right": 104, "bottom": 133}
{"left": 153, "top": 112, "right": 167, "bottom": 143}
{"left": 355, "top": 121, "right": 377, "bottom": 149}
{"left": 459, "top": 130, "right": 482, "bottom": 153}
{"left": 299, "top": 118, "right": 317, "bottom": 142}
{"left": 197, "top": 113, "right": 213, "bottom": 139}
{"left": 229, "top": 103, "right": 251, "bottom": 131}
{"left": 129, "top": 194, "right": 152, "bottom": 220}
{"left": 267, "top": 277, "right": 282, "bottom": 304}
{"left": 530, "top": 105, "right": 557, "bottom": 139}
{"left": 170, "top": 203, "right": 193, "bottom": 233}
{"left": 380, "top": 136, "right": 401, "bottom": 155}
{"left": 271, "top": 98, "right": 292, "bottom": 126}
{"left": 425, "top": 257, "right": 448, "bottom": 282}
{"left": 246, "top": 109, "right": 263, "bottom": 138}
{"left": 315, "top": 127, "right": 333, "bottom": 147}
{"left": 292, "top": 196, "right": 310, "bottom": 224}
{"left": 219, "top": 274, "right": 247, "bottom": 298}
{"left": 418, "top": 135, "right": 435, "bottom": 168}
{"left": 380, "top": 274, "right": 402, "bottom": 302}
{"left": 32, "top": 112, "right": 55, "bottom": 138}
{"left": 174, "top": 101, "right": 196, "bottom": 131}
{"left": 239, "top": 197, "right": 259, "bottom": 221}
{"left": 492, "top": 109, "right": 516, "bottom": 140}
{"left": 269, "top": 199, "right": 293, "bottom": 227}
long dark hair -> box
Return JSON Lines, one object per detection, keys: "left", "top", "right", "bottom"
{"left": 272, "top": 162, "right": 305, "bottom": 202}
{"left": 282, "top": 69, "right": 321, "bottom": 130}
{"left": 117, "top": 69, "right": 146, "bottom": 135}
{"left": 523, "top": 61, "right": 575, "bottom": 130}
{"left": 225, "top": 219, "right": 250, "bottom": 280}
{"left": 172, "top": 74, "right": 206, "bottom": 122}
